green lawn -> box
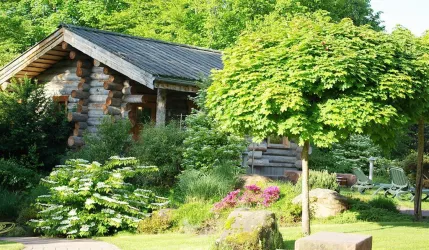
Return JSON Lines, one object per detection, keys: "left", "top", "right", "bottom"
{"left": 0, "top": 240, "right": 24, "bottom": 250}
{"left": 100, "top": 222, "right": 429, "bottom": 250}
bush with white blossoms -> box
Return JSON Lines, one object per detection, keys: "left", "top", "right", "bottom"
{"left": 29, "top": 156, "right": 168, "bottom": 238}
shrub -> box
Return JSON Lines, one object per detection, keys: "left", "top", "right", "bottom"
{"left": 213, "top": 184, "right": 280, "bottom": 211}
{"left": 30, "top": 157, "right": 168, "bottom": 238}
{"left": 0, "top": 78, "right": 70, "bottom": 170}
{"left": 295, "top": 170, "right": 339, "bottom": 191}
{"left": 66, "top": 118, "right": 133, "bottom": 163}
{"left": 131, "top": 122, "right": 186, "bottom": 187}
{"left": 0, "top": 189, "right": 23, "bottom": 221}
{"left": 177, "top": 161, "right": 243, "bottom": 201}
{"left": 182, "top": 111, "right": 246, "bottom": 172}
{"left": 367, "top": 196, "right": 398, "bottom": 213}
{"left": 0, "top": 158, "right": 40, "bottom": 191}
{"left": 137, "top": 210, "right": 173, "bottom": 234}
{"left": 171, "top": 201, "right": 213, "bottom": 232}
{"left": 268, "top": 181, "right": 301, "bottom": 225}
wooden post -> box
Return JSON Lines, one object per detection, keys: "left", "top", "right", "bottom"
{"left": 301, "top": 141, "right": 311, "bottom": 236}
{"left": 156, "top": 88, "right": 167, "bottom": 126}
{"left": 415, "top": 118, "right": 424, "bottom": 221}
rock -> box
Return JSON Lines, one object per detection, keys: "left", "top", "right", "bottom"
{"left": 284, "top": 170, "right": 302, "bottom": 184}
{"left": 292, "top": 188, "right": 348, "bottom": 218}
{"left": 295, "top": 232, "right": 372, "bottom": 250}
{"left": 215, "top": 209, "right": 283, "bottom": 250}
{"left": 242, "top": 175, "right": 270, "bottom": 187}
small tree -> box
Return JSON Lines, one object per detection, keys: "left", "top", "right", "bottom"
{"left": 206, "top": 13, "right": 419, "bottom": 235}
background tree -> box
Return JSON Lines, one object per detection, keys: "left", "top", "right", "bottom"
{"left": 0, "top": 0, "right": 383, "bottom": 66}
{"left": 205, "top": 13, "right": 418, "bottom": 235}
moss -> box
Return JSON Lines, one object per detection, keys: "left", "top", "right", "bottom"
{"left": 224, "top": 231, "right": 261, "bottom": 250}
{"left": 224, "top": 217, "right": 235, "bottom": 230}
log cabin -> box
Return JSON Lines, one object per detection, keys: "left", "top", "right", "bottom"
{"left": 0, "top": 24, "right": 302, "bottom": 179}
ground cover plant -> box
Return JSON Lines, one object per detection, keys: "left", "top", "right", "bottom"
{"left": 30, "top": 157, "right": 168, "bottom": 238}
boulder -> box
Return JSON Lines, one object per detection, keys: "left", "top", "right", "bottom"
{"left": 216, "top": 209, "right": 283, "bottom": 250}
{"left": 292, "top": 188, "right": 348, "bottom": 218}
{"left": 295, "top": 232, "right": 372, "bottom": 250}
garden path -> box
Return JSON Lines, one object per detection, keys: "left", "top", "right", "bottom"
{"left": 398, "top": 207, "right": 429, "bottom": 217}
{"left": 0, "top": 237, "right": 120, "bottom": 250}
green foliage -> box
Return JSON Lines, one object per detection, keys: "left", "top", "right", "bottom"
{"left": 171, "top": 201, "right": 213, "bottom": 232}
{"left": 0, "top": 190, "right": 23, "bottom": 221}
{"left": 183, "top": 111, "right": 246, "bottom": 171}
{"left": 368, "top": 197, "right": 398, "bottom": 213}
{"left": 296, "top": 170, "right": 339, "bottom": 191}
{"left": 177, "top": 161, "right": 243, "bottom": 201}
{"left": 0, "top": 78, "right": 70, "bottom": 170}
{"left": 268, "top": 181, "right": 301, "bottom": 225}
{"left": 137, "top": 210, "right": 173, "bottom": 234}
{"left": 0, "top": 0, "right": 383, "bottom": 66}
{"left": 206, "top": 13, "right": 426, "bottom": 149}
{"left": 66, "top": 118, "right": 133, "bottom": 164}
{"left": 30, "top": 157, "right": 168, "bottom": 238}
{"left": 132, "top": 122, "right": 186, "bottom": 187}
{"left": 0, "top": 158, "right": 40, "bottom": 191}
{"left": 308, "top": 147, "right": 337, "bottom": 173}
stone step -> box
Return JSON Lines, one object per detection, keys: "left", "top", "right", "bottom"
{"left": 264, "top": 148, "right": 296, "bottom": 156}
{"left": 262, "top": 155, "right": 296, "bottom": 163}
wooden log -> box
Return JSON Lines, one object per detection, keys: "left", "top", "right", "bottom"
{"left": 67, "top": 112, "right": 88, "bottom": 122}
{"left": 75, "top": 122, "right": 88, "bottom": 129}
{"left": 78, "top": 99, "right": 89, "bottom": 106}
{"left": 105, "top": 75, "right": 124, "bottom": 84}
{"left": 156, "top": 89, "right": 167, "bottom": 126}
{"left": 36, "top": 72, "right": 81, "bottom": 82}
{"left": 89, "top": 87, "right": 110, "bottom": 95}
{"left": 71, "top": 90, "right": 90, "bottom": 99}
{"left": 87, "top": 80, "right": 104, "bottom": 87}
{"left": 88, "top": 109, "right": 105, "bottom": 117}
{"left": 108, "top": 90, "right": 123, "bottom": 98}
{"left": 122, "top": 95, "right": 146, "bottom": 103}
{"left": 77, "top": 60, "right": 93, "bottom": 69}
{"left": 87, "top": 126, "right": 98, "bottom": 133}
{"left": 123, "top": 80, "right": 131, "bottom": 88}
{"left": 61, "top": 41, "right": 71, "bottom": 50}
{"left": 68, "top": 136, "right": 84, "bottom": 147}
{"left": 103, "top": 81, "right": 123, "bottom": 91}
{"left": 77, "top": 105, "right": 88, "bottom": 114}
{"left": 88, "top": 95, "right": 109, "bottom": 103}
{"left": 73, "top": 128, "right": 85, "bottom": 137}
{"left": 120, "top": 103, "right": 131, "bottom": 112}
{"left": 90, "top": 67, "right": 104, "bottom": 73}
{"left": 103, "top": 67, "right": 116, "bottom": 75}
{"left": 68, "top": 96, "right": 80, "bottom": 103}
{"left": 69, "top": 51, "right": 90, "bottom": 60}
{"left": 40, "top": 80, "right": 80, "bottom": 87}
{"left": 78, "top": 82, "right": 91, "bottom": 91}
{"left": 103, "top": 106, "right": 122, "bottom": 115}
{"left": 89, "top": 73, "right": 110, "bottom": 81}
{"left": 88, "top": 103, "right": 105, "bottom": 109}
{"left": 59, "top": 87, "right": 77, "bottom": 95}
{"left": 87, "top": 117, "right": 103, "bottom": 126}
{"left": 106, "top": 97, "right": 122, "bottom": 106}
{"left": 122, "top": 85, "right": 147, "bottom": 95}
{"left": 93, "top": 59, "right": 102, "bottom": 67}
{"left": 76, "top": 68, "right": 90, "bottom": 77}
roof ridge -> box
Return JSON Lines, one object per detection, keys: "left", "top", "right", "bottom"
{"left": 60, "top": 24, "right": 222, "bottom": 55}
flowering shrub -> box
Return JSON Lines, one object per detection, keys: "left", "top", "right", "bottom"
{"left": 29, "top": 157, "right": 168, "bottom": 238}
{"left": 214, "top": 185, "right": 280, "bottom": 211}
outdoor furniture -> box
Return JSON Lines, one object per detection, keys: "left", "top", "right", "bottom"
{"left": 351, "top": 167, "right": 374, "bottom": 193}
{"left": 351, "top": 167, "right": 391, "bottom": 194}
{"left": 385, "top": 167, "right": 429, "bottom": 201}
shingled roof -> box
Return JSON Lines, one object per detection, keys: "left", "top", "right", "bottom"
{"left": 0, "top": 24, "right": 223, "bottom": 89}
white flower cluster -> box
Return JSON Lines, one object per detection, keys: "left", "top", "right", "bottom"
{"left": 102, "top": 208, "right": 116, "bottom": 214}
{"left": 93, "top": 193, "right": 128, "bottom": 205}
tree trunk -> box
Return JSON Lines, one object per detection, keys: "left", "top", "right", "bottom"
{"left": 301, "top": 141, "right": 311, "bottom": 236}
{"left": 414, "top": 118, "right": 424, "bottom": 221}
{"left": 156, "top": 88, "right": 167, "bottom": 126}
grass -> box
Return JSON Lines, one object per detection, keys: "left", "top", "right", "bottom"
{"left": 0, "top": 240, "right": 24, "bottom": 250}
{"left": 100, "top": 222, "right": 429, "bottom": 250}
{"left": 340, "top": 188, "right": 429, "bottom": 210}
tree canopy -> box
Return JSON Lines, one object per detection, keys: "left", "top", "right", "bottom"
{"left": 0, "top": 0, "right": 383, "bottom": 66}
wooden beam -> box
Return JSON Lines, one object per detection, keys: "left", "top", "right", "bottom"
{"left": 64, "top": 30, "right": 155, "bottom": 89}
{"left": 0, "top": 28, "right": 64, "bottom": 84}
{"left": 155, "top": 81, "right": 198, "bottom": 93}
{"left": 156, "top": 88, "right": 167, "bottom": 126}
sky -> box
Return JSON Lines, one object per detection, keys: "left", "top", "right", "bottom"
{"left": 371, "top": 0, "right": 428, "bottom": 36}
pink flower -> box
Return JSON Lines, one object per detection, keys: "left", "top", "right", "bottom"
{"left": 245, "top": 184, "right": 261, "bottom": 192}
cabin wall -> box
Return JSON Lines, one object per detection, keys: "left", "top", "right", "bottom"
{"left": 166, "top": 91, "right": 194, "bottom": 122}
